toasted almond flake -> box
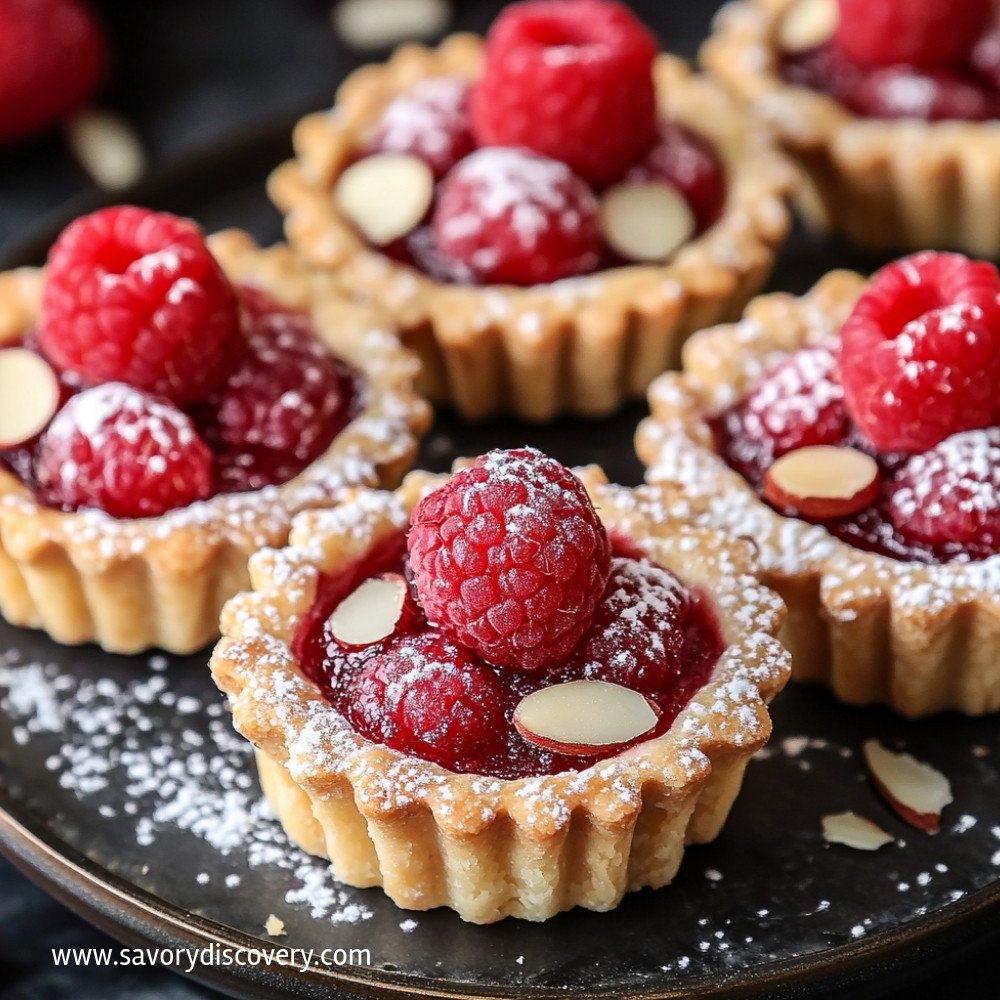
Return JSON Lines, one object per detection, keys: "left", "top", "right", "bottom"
{"left": 0, "top": 349, "right": 61, "bottom": 448}
{"left": 765, "top": 445, "right": 879, "bottom": 518}
{"left": 513, "top": 680, "right": 660, "bottom": 755}
{"left": 329, "top": 575, "right": 406, "bottom": 648}
{"left": 822, "top": 811, "right": 894, "bottom": 851}
{"left": 599, "top": 181, "right": 695, "bottom": 263}
{"left": 778, "top": 0, "right": 839, "bottom": 53}
{"left": 65, "top": 108, "right": 146, "bottom": 191}
{"left": 335, "top": 153, "right": 433, "bottom": 246}
{"left": 264, "top": 914, "right": 287, "bottom": 937}
{"left": 863, "top": 739, "right": 953, "bottom": 833}
{"left": 333, "top": 0, "right": 451, "bottom": 50}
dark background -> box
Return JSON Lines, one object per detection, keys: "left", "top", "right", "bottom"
{"left": 0, "top": 1, "right": 996, "bottom": 998}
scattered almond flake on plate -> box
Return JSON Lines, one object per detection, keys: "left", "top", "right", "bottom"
{"left": 332, "top": 0, "right": 451, "bottom": 50}
{"left": 863, "top": 739, "right": 953, "bottom": 834}
{"left": 265, "top": 914, "right": 287, "bottom": 937}
{"left": 822, "top": 811, "right": 893, "bottom": 851}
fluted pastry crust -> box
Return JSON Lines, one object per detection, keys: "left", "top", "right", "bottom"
{"left": 0, "top": 230, "right": 431, "bottom": 654}
{"left": 637, "top": 271, "right": 1000, "bottom": 717}
{"left": 269, "top": 35, "right": 793, "bottom": 421}
{"left": 211, "top": 465, "right": 790, "bottom": 924}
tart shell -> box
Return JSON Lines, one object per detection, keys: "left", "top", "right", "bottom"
{"left": 210, "top": 466, "right": 790, "bottom": 924}
{"left": 702, "top": 0, "right": 1000, "bottom": 255}
{"left": 0, "top": 230, "right": 431, "bottom": 655}
{"left": 636, "top": 271, "right": 1000, "bottom": 718}
{"left": 269, "top": 35, "right": 793, "bottom": 422}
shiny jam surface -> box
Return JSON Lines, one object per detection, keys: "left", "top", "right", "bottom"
{"left": 0, "top": 286, "right": 362, "bottom": 507}
{"left": 294, "top": 533, "right": 726, "bottom": 779}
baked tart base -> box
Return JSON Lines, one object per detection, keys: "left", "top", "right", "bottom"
{"left": 0, "top": 230, "right": 430, "bottom": 655}
{"left": 269, "top": 35, "right": 793, "bottom": 422}
{"left": 637, "top": 271, "right": 1000, "bottom": 717}
{"left": 211, "top": 466, "right": 790, "bottom": 924}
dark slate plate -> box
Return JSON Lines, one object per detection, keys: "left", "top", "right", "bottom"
{"left": 2, "top": 35, "right": 1000, "bottom": 1000}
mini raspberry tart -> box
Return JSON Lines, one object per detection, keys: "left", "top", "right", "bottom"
{"left": 703, "top": 0, "right": 1000, "bottom": 253}
{"left": 638, "top": 252, "right": 1000, "bottom": 717}
{"left": 269, "top": 0, "right": 792, "bottom": 421}
{"left": 0, "top": 209, "right": 430, "bottom": 654}
{"left": 211, "top": 449, "right": 789, "bottom": 923}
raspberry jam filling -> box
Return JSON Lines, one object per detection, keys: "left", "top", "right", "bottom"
{"left": 294, "top": 448, "right": 725, "bottom": 779}
{"left": 335, "top": 0, "right": 726, "bottom": 288}
{"left": 714, "top": 252, "right": 1000, "bottom": 564}
{"left": 0, "top": 206, "right": 362, "bottom": 519}
{"left": 294, "top": 532, "right": 724, "bottom": 779}
{"left": 782, "top": 0, "right": 1000, "bottom": 121}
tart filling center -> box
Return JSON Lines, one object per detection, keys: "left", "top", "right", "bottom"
{"left": 293, "top": 448, "right": 725, "bottom": 779}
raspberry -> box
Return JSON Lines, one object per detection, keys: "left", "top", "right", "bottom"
{"left": 40, "top": 206, "right": 240, "bottom": 406}
{"left": 468, "top": 0, "right": 658, "bottom": 187}
{"left": 783, "top": 42, "right": 865, "bottom": 104}
{"left": 847, "top": 66, "right": 1000, "bottom": 122}
{"left": 432, "top": 148, "right": 601, "bottom": 285}
{"left": 0, "top": 0, "right": 105, "bottom": 143}
{"left": 971, "top": 24, "right": 1000, "bottom": 91}
{"left": 345, "top": 632, "right": 509, "bottom": 772}
{"left": 569, "top": 557, "right": 689, "bottom": 693}
{"left": 840, "top": 252, "right": 1000, "bottom": 453}
{"left": 833, "top": 0, "right": 992, "bottom": 69}
{"left": 34, "top": 383, "right": 213, "bottom": 518}
{"left": 888, "top": 428, "right": 1000, "bottom": 552}
{"left": 723, "top": 344, "right": 849, "bottom": 477}
{"left": 626, "top": 124, "right": 726, "bottom": 232}
{"left": 195, "top": 289, "right": 356, "bottom": 493}
{"left": 366, "top": 76, "right": 474, "bottom": 179}
{"left": 408, "top": 447, "right": 613, "bottom": 672}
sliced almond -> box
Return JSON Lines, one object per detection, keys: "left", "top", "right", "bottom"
{"left": 863, "top": 739, "right": 953, "bottom": 834}
{"left": 513, "top": 680, "right": 660, "bottom": 756}
{"left": 765, "top": 445, "right": 880, "bottom": 519}
{"left": 822, "top": 811, "right": 894, "bottom": 851}
{"left": 329, "top": 574, "right": 408, "bottom": 648}
{"left": 333, "top": 0, "right": 451, "bottom": 50}
{"left": 0, "top": 349, "right": 61, "bottom": 448}
{"left": 599, "top": 181, "right": 695, "bottom": 264}
{"left": 65, "top": 108, "right": 146, "bottom": 191}
{"left": 335, "top": 153, "right": 434, "bottom": 246}
{"left": 778, "top": 0, "right": 839, "bottom": 54}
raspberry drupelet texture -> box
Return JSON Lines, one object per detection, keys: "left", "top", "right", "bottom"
{"left": 568, "top": 557, "right": 691, "bottom": 693}
{"left": 468, "top": 0, "right": 659, "bottom": 187}
{"left": 34, "top": 382, "right": 213, "bottom": 519}
{"left": 39, "top": 206, "right": 240, "bottom": 406}
{"left": 366, "top": 76, "right": 475, "bottom": 180}
{"left": 889, "top": 428, "right": 1000, "bottom": 552}
{"left": 840, "top": 252, "right": 1000, "bottom": 454}
{"left": 407, "top": 447, "right": 613, "bottom": 672}
{"left": 432, "top": 147, "right": 601, "bottom": 285}
{"left": 0, "top": 0, "right": 106, "bottom": 143}
{"left": 721, "top": 343, "right": 848, "bottom": 480}
{"left": 345, "top": 632, "right": 509, "bottom": 771}
{"left": 832, "top": 0, "right": 992, "bottom": 70}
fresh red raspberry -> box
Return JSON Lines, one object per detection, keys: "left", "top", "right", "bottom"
{"left": 723, "top": 344, "right": 849, "bottom": 477}
{"left": 468, "top": 0, "right": 659, "bottom": 187}
{"left": 971, "top": 24, "right": 1000, "bottom": 91}
{"left": 39, "top": 206, "right": 240, "bottom": 406}
{"left": 408, "top": 447, "right": 613, "bottom": 672}
{"left": 847, "top": 66, "right": 1000, "bottom": 122}
{"left": 0, "top": 0, "right": 106, "bottom": 144}
{"left": 833, "top": 0, "right": 992, "bottom": 69}
{"left": 34, "top": 383, "right": 213, "bottom": 518}
{"left": 366, "top": 76, "right": 474, "bottom": 180}
{"left": 345, "top": 632, "right": 509, "bottom": 772}
{"left": 569, "top": 557, "right": 690, "bottom": 693}
{"left": 625, "top": 123, "right": 726, "bottom": 232}
{"left": 840, "top": 252, "right": 1000, "bottom": 454}
{"left": 888, "top": 428, "right": 1000, "bottom": 553}
{"left": 432, "top": 148, "right": 601, "bottom": 285}
{"left": 783, "top": 42, "right": 865, "bottom": 104}
{"left": 195, "top": 289, "right": 356, "bottom": 493}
